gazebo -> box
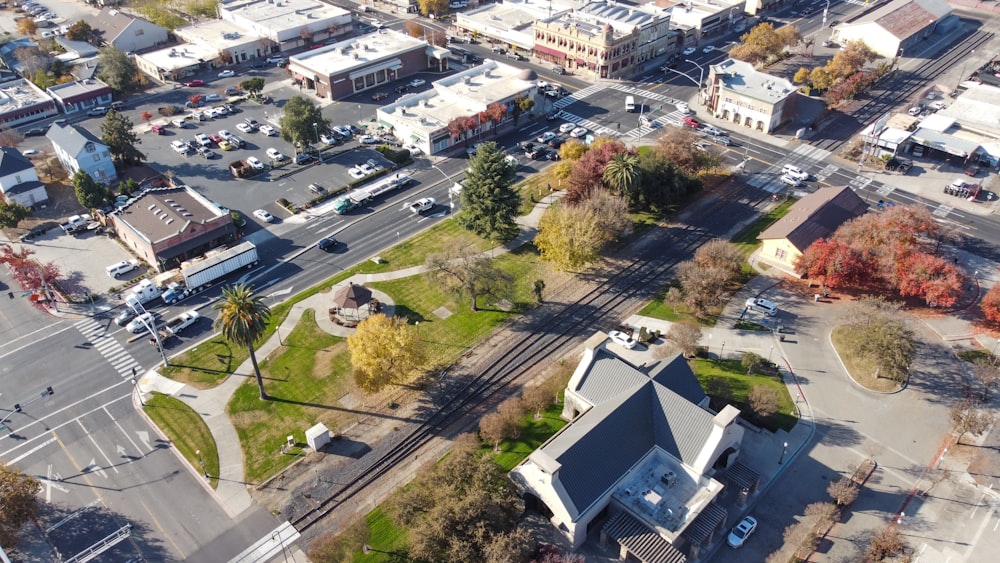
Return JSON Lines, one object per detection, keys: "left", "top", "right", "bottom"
{"left": 329, "top": 282, "right": 382, "bottom": 325}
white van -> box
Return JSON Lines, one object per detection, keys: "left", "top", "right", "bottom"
{"left": 781, "top": 164, "right": 809, "bottom": 181}
{"left": 625, "top": 95, "right": 636, "bottom": 112}
{"left": 171, "top": 118, "right": 188, "bottom": 128}
{"left": 745, "top": 297, "right": 778, "bottom": 316}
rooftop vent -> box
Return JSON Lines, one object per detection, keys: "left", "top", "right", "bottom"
{"left": 182, "top": 212, "right": 193, "bottom": 217}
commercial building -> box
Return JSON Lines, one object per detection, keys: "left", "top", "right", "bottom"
{"left": 705, "top": 58, "right": 798, "bottom": 134}
{"left": 375, "top": 59, "right": 539, "bottom": 156}
{"left": 174, "top": 20, "right": 266, "bottom": 65}
{"left": 109, "top": 186, "right": 236, "bottom": 272}
{"left": 46, "top": 78, "right": 113, "bottom": 115}
{"left": 532, "top": 2, "right": 672, "bottom": 79}
{"left": 662, "top": 0, "right": 748, "bottom": 40}
{"left": 830, "top": 0, "right": 953, "bottom": 59}
{"left": 0, "top": 79, "right": 58, "bottom": 129}
{"left": 757, "top": 186, "right": 868, "bottom": 273}
{"left": 135, "top": 43, "right": 220, "bottom": 82}
{"left": 510, "top": 334, "right": 753, "bottom": 557}
{"left": 455, "top": 0, "right": 582, "bottom": 51}
{"left": 88, "top": 8, "right": 170, "bottom": 53}
{"left": 0, "top": 147, "right": 48, "bottom": 208}
{"left": 46, "top": 123, "right": 117, "bottom": 185}
{"left": 288, "top": 29, "right": 448, "bottom": 100}
{"left": 219, "top": 0, "right": 352, "bottom": 53}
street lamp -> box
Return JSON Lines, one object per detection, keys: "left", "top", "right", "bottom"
{"left": 684, "top": 59, "right": 706, "bottom": 89}
{"left": 779, "top": 441, "right": 788, "bottom": 464}
{"left": 127, "top": 298, "right": 169, "bottom": 367}
{"left": 431, "top": 164, "right": 456, "bottom": 211}
{"left": 357, "top": 104, "right": 362, "bottom": 125}
{"left": 196, "top": 449, "right": 208, "bottom": 479}
{"left": 312, "top": 122, "right": 323, "bottom": 163}
{"left": 131, "top": 367, "right": 145, "bottom": 407}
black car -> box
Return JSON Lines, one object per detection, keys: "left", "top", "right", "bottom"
{"left": 394, "top": 85, "right": 408, "bottom": 94}
{"left": 371, "top": 92, "right": 389, "bottom": 101}
{"left": 547, "top": 138, "right": 564, "bottom": 149}
{"left": 317, "top": 237, "right": 338, "bottom": 251}
{"left": 249, "top": 61, "right": 265, "bottom": 68}
{"left": 23, "top": 126, "right": 47, "bottom": 137}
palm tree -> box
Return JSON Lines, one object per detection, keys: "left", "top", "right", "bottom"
{"left": 214, "top": 283, "right": 272, "bottom": 400}
{"left": 603, "top": 153, "right": 640, "bottom": 199}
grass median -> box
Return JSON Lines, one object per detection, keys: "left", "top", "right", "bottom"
{"left": 143, "top": 393, "right": 219, "bottom": 489}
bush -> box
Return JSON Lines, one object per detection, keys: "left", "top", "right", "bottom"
{"left": 377, "top": 146, "right": 411, "bottom": 164}
{"left": 276, "top": 198, "right": 294, "bottom": 212}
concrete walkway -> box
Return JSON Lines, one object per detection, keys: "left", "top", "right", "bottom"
{"left": 135, "top": 189, "right": 564, "bottom": 516}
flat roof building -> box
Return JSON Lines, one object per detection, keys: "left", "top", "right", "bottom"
{"left": 175, "top": 20, "right": 264, "bottom": 65}
{"left": 219, "top": 0, "right": 352, "bottom": 51}
{"left": 288, "top": 29, "right": 448, "bottom": 100}
{"left": 0, "top": 78, "right": 58, "bottom": 129}
{"left": 135, "top": 43, "right": 220, "bottom": 82}
{"left": 455, "top": 0, "right": 584, "bottom": 51}
{"left": 706, "top": 58, "right": 798, "bottom": 134}
{"left": 376, "top": 59, "right": 538, "bottom": 155}
{"left": 46, "top": 78, "right": 113, "bottom": 115}
{"left": 660, "top": 0, "right": 747, "bottom": 39}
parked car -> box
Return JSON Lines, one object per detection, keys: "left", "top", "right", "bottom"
{"left": 570, "top": 126, "right": 588, "bottom": 138}
{"left": 87, "top": 106, "right": 108, "bottom": 117}
{"left": 253, "top": 209, "right": 275, "bottom": 222}
{"left": 246, "top": 156, "right": 265, "bottom": 170}
{"left": 265, "top": 148, "right": 286, "bottom": 161}
{"left": 409, "top": 78, "right": 426, "bottom": 87}
{"left": 24, "top": 126, "right": 48, "bottom": 137}
{"left": 218, "top": 69, "right": 236, "bottom": 78}
{"left": 683, "top": 116, "right": 700, "bottom": 128}
{"left": 184, "top": 79, "right": 205, "bottom": 87}
{"left": 727, "top": 516, "right": 757, "bottom": 548}
{"left": 171, "top": 140, "right": 191, "bottom": 154}
{"left": 204, "top": 93, "right": 222, "bottom": 102}
{"left": 402, "top": 143, "right": 422, "bottom": 155}
{"left": 537, "top": 131, "right": 557, "bottom": 143}
{"left": 266, "top": 56, "right": 288, "bottom": 65}
{"left": 294, "top": 153, "right": 314, "bottom": 165}
{"left": 371, "top": 91, "right": 389, "bottom": 101}
{"left": 308, "top": 183, "right": 326, "bottom": 195}
{"left": 259, "top": 125, "right": 277, "bottom": 136}
{"left": 359, "top": 135, "right": 378, "bottom": 144}
{"left": 320, "top": 133, "right": 337, "bottom": 145}
{"left": 608, "top": 330, "right": 637, "bottom": 349}
{"left": 218, "top": 140, "right": 234, "bottom": 151}
{"left": 236, "top": 122, "right": 255, "bottom": 133}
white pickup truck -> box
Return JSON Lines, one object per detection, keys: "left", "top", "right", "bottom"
{"left": 159, "top": 310, "right": 200, "bottom": 338}
{"left": 408, "top": 197, "right": 436, "bottom": 214}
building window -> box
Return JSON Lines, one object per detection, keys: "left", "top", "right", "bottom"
{"left": 93, "top": 154, "right": 100, "bottom": 162}
{"left": 85, "top": 142, "right": 95, "bottom": 153}
{"left": 354, "top": 77, "right": 365, "bottom": 91}
{"left": 774, "top": 248, "right": 787, "bottom": 260}
{"left": 376, "top": 69, "right": 386, "bottom": 83}
{"left": 365, "top": 74, "right": 375, "bottom": 87}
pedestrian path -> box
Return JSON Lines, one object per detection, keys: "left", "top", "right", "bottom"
{"left": 746, "top": 144, "right": 837, "bottom": 193}
{"left": 551, "top": 83, "right": 605, "bottom": 109}
{"left": 553, "top": 110, "right": 619, "bottom": 137}
{"left": 75, "top": 317, "right": 142, "bottom": 379}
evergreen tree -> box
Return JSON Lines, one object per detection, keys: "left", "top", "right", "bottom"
{"left": 100, "top": 110, "right": 145, "bottom": 165}
{"left": 457, "top": 141, "right": 520, "bottom": 243}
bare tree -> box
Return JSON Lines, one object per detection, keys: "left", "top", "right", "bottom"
{"left": 951, "top": 398, "right": 993, "bottom": 445}
{"left": 866, "top": 525, "right": 906, "bottom": 561}
{"left": 479, "top": 412, "right": 511, "bottom": 452}
{"left": 747, "top": 385, "right": 779, "bottom": 419}
{"left": 827, "top": 476, "right": 859, "bottom": 507}
{"left": 665, "top": 321, "right": 702, "bottom": 357}
{"left": 522, "top": 385, "right": 551, "bottom": 420}
{"left": 971, "top": 359, "right": 1000, "bottom": 402}
{"left": 497, "top": 397, "right": 525, "bottom": 438}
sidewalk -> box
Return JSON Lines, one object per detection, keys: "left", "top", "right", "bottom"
{"left": 135, "top": 189, "right": 564, "bottom": 516}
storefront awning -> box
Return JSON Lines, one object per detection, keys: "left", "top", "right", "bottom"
{"left": 575, "top": 58, "right": 586, "bottom": 66}
{"left": 348, "top": 58, "right": 402, "bottom": 80}
{"left": 389, "top": 63, "right": 403, "bottom": 70}
{"left": 533, "top": 45, "right": 566, "bottom": 59}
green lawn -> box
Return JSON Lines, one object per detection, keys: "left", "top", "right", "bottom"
{"left": 732, "top": 198, "right": 796, "bottom": 255}
{"left": 354, "top": 508, "right": 409, "bottom": 562}
{"left": 161, "top": 338, "right": 249, "bottom": 389}
{"left": 689, "top": 358, "right": 798, "bottom": 432}
{"left": 957, "top": 349, "right": 993, "bottom": 363}
{"left": 353, "top": 220, "right": 493, "bottom": 274}
{"left": 143, "top": 393, "right": 219, "bottom": 489}
{"left": 484, "top": 401, "right": 568, "bottom": 472}
{"left": 228, "top": 310, "right": 352, "bottom": 483}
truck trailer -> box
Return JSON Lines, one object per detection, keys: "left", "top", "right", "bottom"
{"left": 180, "top": 241, "right": 259, "bottom": 292}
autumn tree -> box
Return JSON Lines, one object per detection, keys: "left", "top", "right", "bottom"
{"left": 479, "top": 412, "right": 513, "bottom": 452}
{"left": 347, "top": 313, "right": 425, "bottom": 394}
{"left": 566, "top": 138, "right": 627, "bottom": 203}
{"left": 0, "top": 463, "right": 42, "bottom": 549}
{"left": 866, "top": 526, "right": 907, "bottom": 561}
{"left": 13, "top": 47, "right": 47, "bottom": 78}
{"left": 16, "top": 18, "right": 37, "bottom": 36}
{"left": 728, "top": 23, "right": 801, "bottom": 65}
{"left": 0, "top": 200, "right": 33, "bottom": 230}
{"left": 676, "top": 239, "right": 744, "bottom": 317}
{"left": 653, "top": 127, "right": 701, "bottom": 175}
{"left": 482, "top": 101, "right": 507, "bottom": 135}
{"left": 829, "top": 39, "right": 879, "bottom": 79}
{"left": 559, "top": 139, "right": 588, "bottom": 161}
{"left": 827, "top": 476, "right": 859, "bottom": 507}
{"left": 446, "top": 115, "right": 476, "bottom": 146}
{"left": 841, "top": 296, "right": 915, "bottom": 382}
{"left": 188, "top": 93, "right": 203, "bottom": 107}
{"left": 971, "top": 359, "right": 1000, "bottom": 402}
{"left": 795, "top": 238, "right": 869, "bottom": 289}
{"left": 66, "top": 20, "right": 98, "bottom": 44}
{"left": 535, "top": 191, "right": 629, "bottom": 270}
{"left": 426, "top": 246, "right": 515, "bottom": 312}
{"left": 98, "top": 45, "right": 138, "bottom": 92}
{"left": 497, "top": 397, "right": 525, "bottom": 438}
{"left": 522, "top": 384, "right": 551, "bottom": 419}
{"left": 951, "top": 398, "right": 993, "bottom": 445}
{"left": 665, "top": 321, "right": 702, "bottom": 357}
{"left": 404, "top": 20, "right": 425, "bottom": 38}
{"left": 457, "top": 141, "right": 521, "bottom": 242}
{"left": 140, "top": 111, "right": 153, "bottom": 123}
{"left": 101, "top": 110, "right": 146, "bottom": 165}
{"left": 510, "top": 94, "right": 534, "bottom": 125}
{"left": 793, "top": 66, "right": 810, "bottom": 85}
{"left": 0, "top": 129, "right": 24, "bottom": 147}
{"left": 388, "top": 434, "right": 526, "bottom": 562}
{"left": 982, "top": 284, "right": 1000, "bottom": 323}
{"left": 0, "top": 246, "right": 60, "bottom": 291}
{"left": 747, "top": 385, "right": 779, "bottom": 419}
{"left": 894, "top": 252, "right": 963, "bottom": 307}
{"left": 482, "top": 528, "right": 535, "bottom": 563}
{"left": 417, "top": 0, "right": 449, "bottom": 17}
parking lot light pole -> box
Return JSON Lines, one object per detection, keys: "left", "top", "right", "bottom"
{"left": 779, "top": 441, "right": 788, "bottom": 464}
{"left": 312, "top": 122, "right": 322, "bottom": 163}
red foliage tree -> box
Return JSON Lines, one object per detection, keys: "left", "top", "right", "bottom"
{"left": 566, "top": 139, "right": 628, "bottom": 204}
{"left": 140, "top": 111, "right": 153, "bottom": 123}
{"left": 982, "top": 285, "right": 1000, "bottom": 323}
{"left": 0, "top": 246, "right": 60, "bottom": 291}
{"left": 447, "top": 115, "right": 476, "bottom": 146}
{"left": 795, "top": 238, "right": 870, "bottom": 288}
{"left": 484, "top": 101, "right": 507, "bottom": 135}
{"left": 895, "top": 251, "right": 964, "bottom": 307}
{"left": 188, "top": 94, "right": 203, "bottom": 106}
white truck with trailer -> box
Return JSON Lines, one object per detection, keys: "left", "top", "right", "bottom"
{"left": 332, "top": 173, "right": 413, "bottom": 214}
{"left": 178, "top": 241, "right": 259, "bottom": 292}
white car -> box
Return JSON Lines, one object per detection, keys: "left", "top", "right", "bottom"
{"left": 204, "top": 93, "right": 222, "bottom": 102}
{"left": 676, "top": 101, "right": 692, "bottom": 114}
{"left": 214, "top": 106, "right": 229, "bottom": 116}
{"left": 570, "top": 126, "right": 588, "bottom": 138}
{"left": 126, "top": 312, "right": 155, "bottom": 334}
{"left": 171, "top": 140, "right": 191, "bottom": 154}
{"left": 559, "top": 123, "right": 576, "bottom": 134}
{"left": 195, "top": 134, "right": 212, "bottom": 147}
{"left": 253, "top": 209, "right": 275, "bottom": 222}
{"left": 359, "top": 135, "right": 378, "bottom": 144}
{"left": 930, "top": 100, "right": 946, "bottom": 111}
{"left": 236, "top": 122, "right": 254, "bottom": 133}
{"left": 782, "top": 165, "right": 809, "bottom": 181}
{"left": 779, "top": 174, "right": 803, "bottom": 187}
{"left": 21, "top": 149, "right": 41, "bottom": 156}
{"left": 402, "top": 143, "right": 422, "bottom": 155}
{"left": 358, "top": 163, "right": 376, "bottom": 174}
{"left": 348, "top": 167, "right": 366, "bottom": 179}
{"left": 266, "top": 56, "right": 287, "bottom": 64}
{"left": 218, "top": 70, "right": 236, "bottom": 78}
{"left": 727, "top": 516, "right": 757, "bottom": 548}
{"left": 537, "top": 131, "right": 557, "bottom": 143}
{"left": 218, "top": 129, "right": 234, "bottom": 140}
{"left": 365, "top": 158, "right": 384, "bottom": 170}
{"left": 682, "top": 46, "right": 697, "bottom": 56}
{"left": 408, "top": 197, "right": 436, "bottom": 214}
{"left": 409, "top": 78, "right": 426, "bottom": 87}
{"left": 320, "top": 133, "right": 336, "bottom": 145}
{"left": 608, "top": 330, "right": 637, "bottom": 350}
{"left": 259, "top": 125, "right": 278, "bottom": 136}
{"left": 265, "top": 148, "right": 286, "bottom": 161}
{"left": 246, "top": 156, "right": 265, "bottom": 170}
{"left": 702, "top": 45, "right": 715, "bottom": 54}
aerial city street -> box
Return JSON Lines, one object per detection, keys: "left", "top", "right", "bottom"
{"left": 1, "top": 0, "right": 1000, "bottom": 561}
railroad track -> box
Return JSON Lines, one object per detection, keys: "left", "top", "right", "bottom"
{"left": 287, "top": 178, "right": 776, "bottom": 534}
{"left": 812, "top": 30, "right": 994, "bottom": 153}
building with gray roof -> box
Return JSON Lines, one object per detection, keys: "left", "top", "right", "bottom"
{"left": 46, "top": 123, "right": 117, "bottom": 185}
{"left": 510, "top": 335, "right": 746, "bottom": 557}
{"left": 88, "top": 8, "right": 170, "bottom": 53}
{"left": 109, "top": 186, "right": 236, "bottom": 271}
{"left": 0, "top": 147, "right": 48, "bottom": 207}
{"left": 46, "top": 78, "right": 112, "bottom": 115}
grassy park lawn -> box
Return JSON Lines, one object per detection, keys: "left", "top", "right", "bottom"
{"left": 830, "top": 327, "right": 903, "bottom": 393}
{"left": 143, "top": 393, "right": 220, "bottom": 489}
{"left": 161, "top": 338, "right": 250, "bottom": 389}
{"left": 353, "top": 220, "right": 493, "bottom": 275}
{"left": 228, "top": 311, "right": 352, "bottom": 482}
{"left": 484, "top": 401, "right": 568, "bottom": 472}
{"left": 689, "top": 358, "right": 798, "bottom": 432}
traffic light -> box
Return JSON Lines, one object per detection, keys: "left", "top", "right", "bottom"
{"left": 46, "top": 387, "right": 54, "bottom": 396}
{"left": 14, "top": 404, "right": 21, "bottom": 412}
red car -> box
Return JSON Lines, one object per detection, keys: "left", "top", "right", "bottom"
{"left": 208, "top": 133, "right": 224, "bottom": 143}
{"left": 683, "top": 116, "right": 700, "bottom": 128}
{"left": 184, "top": 79, "right": 205, "bottom": 87}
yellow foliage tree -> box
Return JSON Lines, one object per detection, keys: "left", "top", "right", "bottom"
{"left": 16, "top": 18, "right": 37, "bottom": 36}
{"left": 558, "top": 139, "right": 588, "bottom": 160}
{"left": 793, "top": 66, "right": 811, "bottom": 84}
{"left": 347, "top": 313, "right": 426, "bottom": 394}
{"left": 535, "top": 192, "right": 629, "bottom": 271}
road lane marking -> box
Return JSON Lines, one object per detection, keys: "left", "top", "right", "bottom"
{"left": 1, "top": 389, "right": 130, "bottom": 459}
{"left": 0, "top": 323, "right": 77, "bottom": 360}
{"left": 104, "top": 405, "right": 145, "bottom": 458}
{"left": 78, "top": 419, "right": 118, "bottom": 475}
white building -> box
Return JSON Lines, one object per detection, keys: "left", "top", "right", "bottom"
{"left": 663, "top": 0, "right": 747, "bottom": 40}
{"left": 88, "top": 8, "right": 169, "bottom": 53}
{"left": 135, "top": 43, "right": 220, "bottom": 82}
{"left": 455, "top": 0, "right": 584, "bottom": 51}
{"left": 376, "top": 59, "right": 539, "bottom": 156}
{"left": 830, "top": 0, "right": 953, "bottom": 59}
{"left": 219, "top": 0, "right": 352, "bottom": 52}
{"left": 0, "top": 147, "right": 48, "bottom": 207}
{"left": 174, "top": 20, "right": 265, "bottom": 65}
{"left": 46, "top": 123, "right": 117, "bottom": 185}
{"left": 0, "top": 79, "right": 58, "bottom": 129}
{"left": 706, "top": 58, "right": 798, "bottom": 134}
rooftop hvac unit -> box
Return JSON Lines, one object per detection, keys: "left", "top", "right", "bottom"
{"left": 661, "top": 471, "right": 677, "bottom": 487}
{"left": 463, "top": 76, "right": 471, "bottom": 84}
{"left": 352, "top": 53, "right": 359, "bottom": 59}
{"left": 483, "top": 69, "right": 490, "bottom": 77}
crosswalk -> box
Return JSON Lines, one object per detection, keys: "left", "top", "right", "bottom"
{"left": 551, "top": 83, "right": 605, "bottom": 110}
{"left": 747, "top": 144, "right": 835, "bottom": 193}
{"left": 75, "top": 317, "right": 142, "bottom": 379}
{"left": 554, "top": 110, "right": 619, "bottom": 137}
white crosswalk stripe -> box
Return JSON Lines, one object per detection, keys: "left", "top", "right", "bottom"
{"left": 932, "top": 204, "right": 954, "bottom": 218}
{"left": 75, "top": 317, "right": 142, "bottom": 378}
{"left": 551, "top": 83, "right": 605, "bottom": 109}
{"left": 553, "top": 111, "right": 620, "bottom": 137}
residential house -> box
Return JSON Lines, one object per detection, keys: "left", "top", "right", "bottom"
{"left": 510, "top": 335, "right": 753, "bottom": 559}
{"left": 0, "top": 147, "right": 48, "bottom": 207}
{"left": 756, "top": 186, "right": 869, "bottom": 273}
{"left": 109, "top": 186, "right": 236, "bottom": 271}
{"left": 46, "top": 123, "right": 117, "bottom": 185}
{"left": 89, "top": 8, "right": 169, "bottom": 53}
